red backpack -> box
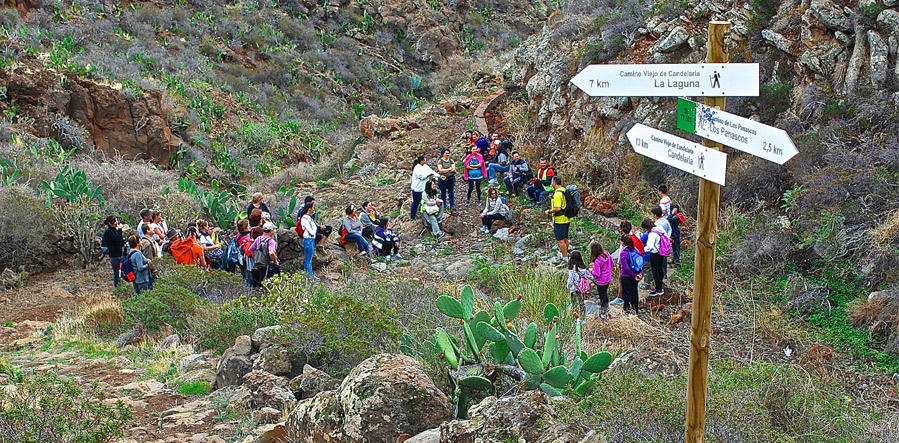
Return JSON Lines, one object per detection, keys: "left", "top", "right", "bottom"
{"left": 295, "top": 219, "right": 304, "bottom": 238}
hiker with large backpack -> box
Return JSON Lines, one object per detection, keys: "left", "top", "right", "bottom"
{"left": 643, "top": 218, "right": 672, "bottom": 297}
{"left": 123, "top": 236, "right": 152, "bottom": 295}
{"left": 618, "top": 235, "right": 642, "bottom": 315}
{"left": 101, "top": 215, "right": 125, "bottom": 288}
{"left": 544, "top": 176, "right": 571, "bottom": 263}
{"left": 248, "top": 222, "right": 280, "bottom": 287}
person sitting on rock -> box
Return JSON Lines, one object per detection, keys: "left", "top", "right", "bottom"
{"left": 487, "top": 142, "right": 510, "bottom": 185}
{"left": 372, "top": 217, "right": 403, "bottom": 260}
{"left": 503, "top": 151, "right": 531, "bottom": 195}
{"left": 526, "top": 157, "right": 555, "bottom": 205}
{"left": 479, "top": 188, "right": 508, "bottom": 234}
{"left": 247, "top": 192, "right": 270, "bottom": 218}
{"left": 196, "top": 219, "right": 224, "bottom": 269}
{"left": 421, "top": 180, "right": 446, "bottom": 240}
{"left": 171, "top": 227, "right": 209, "bottom": 270}
{"left": 341, "top": 204, "right": 373, "bottom": 259}
{"left": 359, "top": 201, "right": 379, "bottom": 238}
{"left": 136, "top": 208, "right": 153, "bottom": 239}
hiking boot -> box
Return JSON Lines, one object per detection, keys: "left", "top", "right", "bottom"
{"left": 436, "top": 232, "right": 446, "bottom": 240}
{"left": 393, "top": 254, "right": 405, "bottom": 260}
{"left": 465, "top": 201, "right": 471, "bottom": 207}
{"left": 609, "top": 297, "right": 624, "bottom": 305}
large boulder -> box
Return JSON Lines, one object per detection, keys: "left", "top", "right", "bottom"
{"left": 243, "top": 370, "right": 296, "bottom": 410}
{"left": 439, "top": 391, "right": 582, "bottom": 442}
{"left": 253, "top": 346, "right": 292, "bottom": 376}
{"left": 214, "top": 347, "right": 254, "bottom": 389}
{"left": 286, "top": 354, "right": 451, "bottom": 443}
{"left": 289, "top": 365, "right": 340, "bottom": 400}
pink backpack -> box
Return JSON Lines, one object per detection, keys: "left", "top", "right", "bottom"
{"left": 577, "top": 273, "right": 591, "bottom": 294}
{"left": 653, "top": 228, "right": 672, "bottom": 257}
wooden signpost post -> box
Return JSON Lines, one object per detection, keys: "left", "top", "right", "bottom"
{"left": 684, "top": 20, "right": 729, "bottom": 443}
{"left": 572, "top": 20, "right": 798, "bottom": 443}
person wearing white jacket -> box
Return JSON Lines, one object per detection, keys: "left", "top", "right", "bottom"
{"left": 642, "top": 218, "right": 665, "bottom": 297}
{"left": 410, "top": 155, "right": 436, "bottom": 221}
{"left": 479, "top": 188, "right": 508, "bottom": 234}
{"left": 299, "top": 203, "right": 320, "bottom": 282}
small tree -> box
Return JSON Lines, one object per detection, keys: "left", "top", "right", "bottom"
{"left": 42, "top": 166, "right": 106, "bottom": 266}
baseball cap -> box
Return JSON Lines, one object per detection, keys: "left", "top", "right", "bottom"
{"left": 263, "top": 222, "right": 275, "bottom": 232}
{"left": 139, "top": 208, "right": 152, "bottom": 217}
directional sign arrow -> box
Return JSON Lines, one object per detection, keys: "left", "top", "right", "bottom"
{"left": 571, "top": 63, "right": 759, "bottom": 97}
{"left": 677, "top": 98, "right": 798, "bottom": 165}
{"left": 626, "top": 124, "right": 728, "bottom": 186}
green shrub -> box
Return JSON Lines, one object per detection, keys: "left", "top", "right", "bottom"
{"left": 199, "top": 306, "right": 278, "bottom": 354}
{"left": 238, "top": 274, "right": 402, "bottom": 374}
{"left": 122, "top": 281, "right": 211, "bottom": 333}
{"left": 0, "top": 372, "right": 132, "bottom": 442}
{"left": 755, "top": 81, "right": 792, "bottom": 123}
{"left": 177, "top": 381, "right": 212, "bottom": 396}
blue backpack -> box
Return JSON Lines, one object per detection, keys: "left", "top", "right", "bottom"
{"left": 221, "top": 238, "right": 240, "bottom": 271}
{"left": 119, "top": 251, "right": 138, "bottom": 283}
{"left": 628, "top": 248, "right": 644, "bottom": 273}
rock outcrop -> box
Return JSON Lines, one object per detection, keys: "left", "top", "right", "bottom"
{"left": 0, "top": 68, "right": 180, "bottom": 166}
{"left": 286, "top": 353, "right": 451, "bottom": 443}
{"left": 438, "top": 391, "right": 582, "bottom": 442}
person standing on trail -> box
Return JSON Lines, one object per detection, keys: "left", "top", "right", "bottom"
{"left": 651, "top": 205, "right": 671, "bottom": 279}
{"left": 589, "top": 241, "right": 614, "bottom": 316}
{"left": 126, "top": 235, "right": 152, "bottom": 295}
{"left": 411, "top": 155, "right": 437, "bottom": 221}
{"left": 302, "top": 196, "right": 332, "bottom": 249}
{"left": 658, "top": 185, "right": 672, "bottom": 216}
{"left": 544, "top": 176, "right": 570, "bottom": 263}
{"left": 463, "top": 145, "right": 486, "bottom": 207}
{"left": 667, "top": 204, "right": 684, "bottom": 267}
{"left": 618, "top": 235, "right": 641, "bottom": 315}
{"left": 566, "top": 250, "right": 590, "bottom": 320}
{"left": 436, "top": 148, "right": 456, "bottom": 210}
{"left": 249, "top": 222, "right": 280, "bottom": 286}
{"left": 642, "top": 218, "right": 665, "bottom": 297}
{"left": 247, "top": 192, "right": 270, "bottom": 218}
{"left": 101, "top": 214, "right": 125, "bottom": 288}
{"left": 299, "top": 203, "right": 319, "bottom": 282}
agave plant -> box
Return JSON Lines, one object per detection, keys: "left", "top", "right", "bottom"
{"left": 419, "top": 285, "right": 616, "bottom": 418}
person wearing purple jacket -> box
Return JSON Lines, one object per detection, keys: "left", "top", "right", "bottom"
{"left": 589, "top": 241, "right": 614, "bottom": 316}
{"left": 618, "top": 235, "right": 641, "bottom": 315}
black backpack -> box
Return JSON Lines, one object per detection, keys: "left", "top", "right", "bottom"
{"left": 562, "top": 185, "right": 580, "bottom": 218}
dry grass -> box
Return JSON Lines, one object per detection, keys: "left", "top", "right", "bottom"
{"left": 870, "top": 209, "right": 899, "bottom": 244}
{"left": 581, "top": 315, "right": 669, "bottom": 356}
{"left": 52, "top": 291, "right": 122, "bottom": 341}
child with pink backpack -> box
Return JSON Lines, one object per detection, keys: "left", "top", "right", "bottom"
{"left": 566, "top": 250, "right": 591, "bottom": 321}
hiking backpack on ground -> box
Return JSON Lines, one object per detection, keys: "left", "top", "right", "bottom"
{"left": 628, "top": 248, "right": 644, "bottom": 273}
{"left": 653, "top": 228, "right": 672, "bottom": 257}
{"left": 562, "top": 185, "right": 581, "bottom": 218}
{"left": 119, "top": 251, "right": 138, "bottom": 283}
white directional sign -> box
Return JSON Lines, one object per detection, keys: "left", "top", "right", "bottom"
{"left": 627, "top": 124, "right": 728, "bottom": 186}
{"left": 571, "top": 63, "right": 759, "bottom": 97}
{"left": 677, "top": 98, "right": 797, "bottom": 165}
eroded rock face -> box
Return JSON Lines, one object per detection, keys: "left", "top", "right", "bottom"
{"left": 439, "top": 391, "right": 582, "bottom": 443}
{"left": 1, "top": 68, "right": 180, "bottom": 166}
{"left": 1, "top": 0, "right": 35, "bottom": 16}
{"left": 286, "top": 353, "right": 451, "bottom": 443}
{"left": 214, "top": 347, "right": 253, "bottom": 389}
{"left": 289, "top": 364, "right": 340, "bottom": 400}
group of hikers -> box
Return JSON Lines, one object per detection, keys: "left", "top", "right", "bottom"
{"left": 99, "top": 127, "right": 687, "bottom": 321}
{"left": 564, "top": 185, "right": 684, "bottom": 318}
{"left": 99, "top": 192, "right": 408, "bottom": 291}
